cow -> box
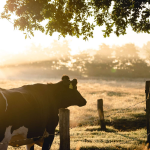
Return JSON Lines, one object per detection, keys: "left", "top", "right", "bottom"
{"left": 0, "top": 75, "right": 87, "bottom": 150}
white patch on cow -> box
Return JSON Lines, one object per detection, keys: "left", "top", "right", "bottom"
{"left": 9, "top": 126, "right": 30, "bottom": 147}
{"left": 0, "top": 126, "right": 12, "bottom": 150}
{"left": 1, "top": 126, "right": 30, "bottom": 148}
{"left": 11, "top": 126, "right": 28, "bottom": 137}
{"left": 1, "top": 126, "right": 49, "bottom": 148}
{"left": 0, "top": 90, "right": 8, "bottom": 111}
{"left": 4, "top": 126, "right": 12, "bottom": 141}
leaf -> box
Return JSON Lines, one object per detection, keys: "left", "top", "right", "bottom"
{"left": 25, "top": 34, "right": 27, "bottom": 39}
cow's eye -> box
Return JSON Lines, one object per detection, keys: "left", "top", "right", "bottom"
{"left": 69, "top": 83, "right": 73, "bottom": 89}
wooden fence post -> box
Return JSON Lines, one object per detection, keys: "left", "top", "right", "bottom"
{"left": 97, "top": 99, "right": 106, "bottom": 131}
{"left": 146, "top": 81, "right": 150, "bottom": 147}
{"left": 59, "top": 108, "right": 70, "bottom": 150}
{"left": 146, "top": 81, "right": 150, "bottom": 100}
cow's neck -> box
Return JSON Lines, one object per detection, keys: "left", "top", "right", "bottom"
{"left": 47, "top": 83, "right": 70, "bottom": 109}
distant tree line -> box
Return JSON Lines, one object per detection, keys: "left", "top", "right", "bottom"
{"left": 3, "top": 40, "right": 150, "bottom": 78}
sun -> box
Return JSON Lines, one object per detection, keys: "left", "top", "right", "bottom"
{"left": 0, "top": 1, "right": 31, "bottom": 54}
{"left": 0, "top": 18, "right": 28, "bottom": 54}
{"left": 0, "top": 1, "right": 6, "bottom": 12}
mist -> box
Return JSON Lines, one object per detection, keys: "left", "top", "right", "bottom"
{"left": 0, "top": 40, "right": 150, "bottom": 80}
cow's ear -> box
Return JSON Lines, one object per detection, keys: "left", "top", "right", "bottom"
{"left": 72, "top": 79, "right": 77, "bottom": 86}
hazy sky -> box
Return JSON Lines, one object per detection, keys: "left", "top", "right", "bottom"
{"left": 1, "top": 0, "right": 150, "bottom": 55}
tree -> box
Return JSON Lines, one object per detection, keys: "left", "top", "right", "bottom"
{"left": 114, "top": 43, "right": 139, "bottom": 70}
{"left": 1, "top": 0, "right": 150, "bottom": 40}
{"left": 142, "top": 41, "right": 150, "bottom": 64}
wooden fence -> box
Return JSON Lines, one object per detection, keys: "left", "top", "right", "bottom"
{"left": 97, "top": 99, "right": 106, "bottom": 131}
{"left": 59, "top": 81, "right": 150, "bottom": 149}
{"left": 59, "top": 108, "right": 70, "bottom": 150}
{"left": 146, "top": 81, "right": 150, "bottom": 146}
{"left": 59, "top": 99, "right": 106, "bottom": 150}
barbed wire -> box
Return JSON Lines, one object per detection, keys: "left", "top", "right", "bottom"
{"left": 0, "top": 131, "right": 59, "bottom": 146}
{"left": 105, "top": 99, "right": 146, "bottom": 118}
{"left": 70, "top": 99, "right": 146, "bottom": 129}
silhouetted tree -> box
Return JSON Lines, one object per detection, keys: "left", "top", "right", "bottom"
{"left": 3, "top": 41, "right": 150, "bottom": 78}
{"left": 72, "top": 51, "right": 91, "bottom": 76}
{"left": 114, "top": 43, "right": 139, "bottom": 69}
{"left": 88, "top": 44, "right": 115, "bottom": 77}
{"left": 142, "top": 41, "right": 150, "bottom": 65}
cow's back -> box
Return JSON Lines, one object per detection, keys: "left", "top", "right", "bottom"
{"left": 0, "top": 84, "right": 53, "bottom": 142}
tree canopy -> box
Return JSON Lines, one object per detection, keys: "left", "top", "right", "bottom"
{"left": 1, "top": 0, "right": 150, "bottom": 40}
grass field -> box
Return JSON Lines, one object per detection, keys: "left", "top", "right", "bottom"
{"left": 2, "top": 77, "right": 147, "bottom": 150}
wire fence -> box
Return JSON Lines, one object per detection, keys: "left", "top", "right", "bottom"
{"left": 69, "top": 99, "right": 146, "bottom": 129}
{"left": 105, "top": 99, "right": 146, "bottom": 118}
{"left": 68, "top": 99, "right": 147, "bottom": 150}
{"left": 2, "top": 99, "right": 146, "bottom": 149}
{"left": 0, "top": 95, "right": 144, "bottom": 150}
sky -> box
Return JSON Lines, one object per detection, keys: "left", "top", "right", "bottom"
{"left": 0, "top": 0, "right": 150, "bottom": 56}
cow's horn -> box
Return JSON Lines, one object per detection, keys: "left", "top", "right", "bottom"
{"left": 62, "top": 75, "right": 70, "bottom": 81}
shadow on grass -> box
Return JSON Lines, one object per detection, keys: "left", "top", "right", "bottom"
{"left": 79, "top": 148, "right": 130, "bottom": 150}
{"left": 107, "top": 91, "right": 129, "bottom": 97}
{"left": 106, "top": 114, "right": 146, "bottom": 131}
{"left": 80, "top": 148, "right": 116, "bottom": 150}
{"left": 85, "top": 127, "right": 117, "bottom": 133}
{"left": 79, "top": 146, "right": 146, "bottom": 150}
{"left": 79, "top": 113, "right": 146, "bottom": 131}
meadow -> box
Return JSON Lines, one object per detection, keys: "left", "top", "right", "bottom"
{"left": 2, "top": 77, "right": 147, "bottom": 150}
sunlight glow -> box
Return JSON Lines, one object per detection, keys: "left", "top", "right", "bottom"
{"left": 1, "top": 0, "right": 150, "bottom": 58}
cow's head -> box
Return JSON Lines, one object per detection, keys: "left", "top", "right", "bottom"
{"left": 55, "top": 75, "right": 87, "bottom": 108}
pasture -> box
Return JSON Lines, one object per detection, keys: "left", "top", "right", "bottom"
{"left": 2, "top": 77, "right": 147, "bottom": 150}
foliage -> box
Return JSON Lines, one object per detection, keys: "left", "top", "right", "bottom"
{"left": 2, "top": 41, "right": 150, "bottom": 79}
{"left": 1, "top": 0, "right": 150, "bottom": 39}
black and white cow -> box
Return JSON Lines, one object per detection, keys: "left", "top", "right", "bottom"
{"left": 0, "top": 75, "right": 86, "bottom": 150}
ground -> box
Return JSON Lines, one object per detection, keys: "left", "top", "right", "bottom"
{"left": 0, "top": 77, "right": 147, "bottom": 150}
